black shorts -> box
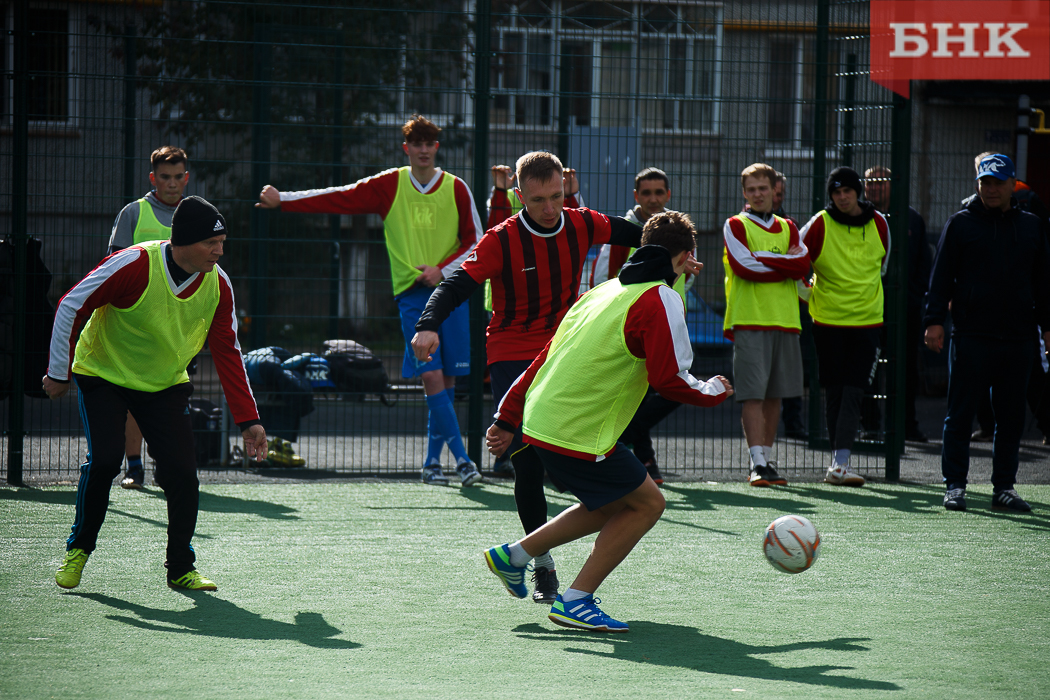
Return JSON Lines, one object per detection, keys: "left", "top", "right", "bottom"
{"left": 812, "top": 324, "right": 881, "bottom": 388}
{"left": 532, "top": 442, "right": 647, "bottom": 511}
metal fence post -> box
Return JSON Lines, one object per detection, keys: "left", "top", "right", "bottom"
{"left": 806, "top": 0, "right": 830, "bottom": 453}
{"left": 6, "top": 0, "right": 29, "bottom": 486}
{"left": 468, "top": 0, "right": 492, "bottom": 463}
{"left": 249, "top": 24, "right": 272, "bottom": 350}
{"left": 123, "top": 25, "right": 137, "bottom": 203}
{"left": 884, "top": 87, "right": 913, "bottom": 481}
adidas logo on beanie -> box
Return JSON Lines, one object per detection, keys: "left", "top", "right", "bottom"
{"left": 171, "top": 195, "right": 226, "bottom": 246}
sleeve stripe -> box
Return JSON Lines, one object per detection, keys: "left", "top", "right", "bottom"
{"left": 657, "top": 286, "right": 726, "bottom": 398}
{"left": 48, "top": 248, "right": 143, "bottom": 381}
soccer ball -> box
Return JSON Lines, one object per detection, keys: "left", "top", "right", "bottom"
{"left": 763, "top": 515, "right": 820, "bottom": 574}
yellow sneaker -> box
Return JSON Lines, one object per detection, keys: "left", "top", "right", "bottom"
{"left": 267, "top": 437, "right": 306, "bottom": 467}
{"left": 56, "top": 548, "right": 89, "bottom": 589}
{"left": 167, "top": 570, "right": 218, "bottom": 591}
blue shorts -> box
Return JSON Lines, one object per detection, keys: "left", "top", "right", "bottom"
{"left": 532, "top": 443, "right": 647, "bottom": 512}
{"left": 396, "top": 285, "right": 470, "bottom": 379}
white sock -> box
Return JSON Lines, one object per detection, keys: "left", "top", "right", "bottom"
{"left": 561, "top": 587, "right": 591, "bottom": 602}
{"left": 834, "top": 449, "right": 850, "bottom": 467}
{"left": 534, "top": 551, "right": 555, "bottom": 570}
{"left": 762, "top": 445, "right": 773, "bottom": 463}
{"left": 507, "top": 541, "right": 531, "bottom": 568}
{"left": 749, "top": 445, "right": 766, "bottom": 467}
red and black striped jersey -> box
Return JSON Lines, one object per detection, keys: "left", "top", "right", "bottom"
{"left": 461, "top": 207, "right": 616, "bottom": 363}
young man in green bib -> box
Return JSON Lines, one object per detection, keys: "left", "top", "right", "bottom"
{"left": 107, "top": 146, "right": 191, "bottom": 489}
{"left": 723, "top": 163, "right": 810, "bottom": 487}
{"left": 257, "top": 115, "right": 483, "bottom": 486}
{"left": 482, "top": 211, "right": 732, "bottom": 632}
{"left": 799, "top": 167, "right": 890, "bottom": 487}
{"left": 46, "top": 196, "right": 268, "bottom": 591}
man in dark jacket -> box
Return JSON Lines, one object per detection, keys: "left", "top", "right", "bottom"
{"left": 924, "top": 154, "right": 1050, "bottom": 512}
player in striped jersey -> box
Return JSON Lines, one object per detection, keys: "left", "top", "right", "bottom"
{"left": 413, "top": 151, "right": 692, "bottom": 603}
{"left": 257, "top": 115, "right": 484, "bottom": 487}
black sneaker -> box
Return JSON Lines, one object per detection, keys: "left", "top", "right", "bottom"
{"left": 905, "top": 428, "right": 928, "bottom": 443}
{"left": 749, "top": 463, "right": 787, "bottom": 487}
{"left": 944, "top": 487, "right": 967, "bottom": 511}
{"left": 992, "top": 489, "right": 1032, "bottom": 512}
{"left": 531, "top": 566, "right": 559, "bottom": 604}
{"left": 120, "top": 467, "right": 144, "bottom": 490}
{"left": 644, "top": 460, "right": 664, "bottom": 485}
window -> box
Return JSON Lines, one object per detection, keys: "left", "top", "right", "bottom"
{"left": 27, "top": 7, "right": 71, "bottom": 122}
{"left": 767, "top": 37, "right": 839, "bottom": 149}
{"left": 490, "top": 0, "right": 722, "bottom": 133}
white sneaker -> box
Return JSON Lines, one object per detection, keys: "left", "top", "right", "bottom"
{"left": 825, "top": 463, "right": 865, "bottom": 486}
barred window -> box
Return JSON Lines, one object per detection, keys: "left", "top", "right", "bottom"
{"left": 490, "top": 0, "right": 722, "bottom": 133}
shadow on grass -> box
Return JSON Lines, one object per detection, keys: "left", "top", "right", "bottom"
{"left": 513, "top": 622, "right": 899, "bottom": 691}
{"left": 0, "top": 485, "right": 300, "bottom": 521}
{"left": 73, "top": 591, "right": 359, "bottom": 649}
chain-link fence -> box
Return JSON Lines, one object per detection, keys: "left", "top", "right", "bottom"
{"left": 3, "top": 0, "right": 1047, "bottom": 483}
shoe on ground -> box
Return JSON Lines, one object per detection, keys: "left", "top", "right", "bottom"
{"left": 120, "top": 467, "right": 144, "bottom": 490}
{"left": 749, "top": 463, "right": 787, "bottom": 487}
{"left": 531, "top": 566, "right": 559, "bottom": 605}
{"left": 492, "top": 453, "right": 515, "bottom": 476}
{"left": 992, "top": 489, "right": 1032, "bottom": 512}
{"left": 548, "top": 594, "right": 629, "bottom": 633}
{"left": 943, "top": 487, "right": 967, "bottom": 511}
{"left": 457, "top": 462, "right": 483, "bottom": 487}
{"left": 266, "top": 437, "right": 306, "bottom": 467}
{"left": 858, "top": 430, "right": 879, "bottom": 441}
{"left": 905, "top": 428, "right": 928, "bottom": 443}
{"left": 644, "top": 460, "right": 664, "bottom": 485}
{"left": 825, "top": 463, "right": 865, "bottom": 486}
{"left": 167, "top": 570, "right": 218, "bottom": 591}
{"left": 56, "top": 548, "right": 89, "bottom": 589}
{"left": 971, "top": 429, "right": 994, "bottom": 443}
{"left": 483, "top": 544, "right": 528, "bottom": 599}
{"left": 421, "top": 465, "right": 450, "bottom": 486}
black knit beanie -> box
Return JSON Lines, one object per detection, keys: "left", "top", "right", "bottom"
{"left": 826, "top": 167, "right": 864, "bottom": 200}
{"left": 170, "top": 195, "right": 226, "bottom": 246}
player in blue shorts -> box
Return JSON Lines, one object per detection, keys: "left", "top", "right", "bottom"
{"left": 258, "top": 115, "right": 483, "bottom": 485}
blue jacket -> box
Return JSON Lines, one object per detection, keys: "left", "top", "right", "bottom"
{"left": 925, "top": 195, "right": 1050, "bottom": 341}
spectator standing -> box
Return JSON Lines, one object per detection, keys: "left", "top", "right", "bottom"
{"left": 925, "top": 154, "right": 1050, "bottom": 512}
{"left": 723, "top": 164, "right": 809, "bottom": 487}
{"left": 860, "top": 165, "right": 932, "bottom": 443}
{"left": 591, "top": 167, "right": 695, "bottom": 484}
{"left": 107, "top": 146, "right": 191, "bottom": 489}
{"left": 800, "top": 167, "right": 891, "bottom": 487}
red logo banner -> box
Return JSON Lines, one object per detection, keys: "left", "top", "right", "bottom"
{"left": 870, "top": 0, "right": 1050, "bottom": 98}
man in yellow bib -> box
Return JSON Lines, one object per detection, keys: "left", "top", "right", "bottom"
{"left": 108, "top": 146, "right": 191, "bottom": 489}
{"left": 723, "top": 164, "right": 810, "bottom": 487}
{"left": 45, "top": 196, "right": 268, "bottom": 591}
{"left": 799, "top": 167, "right": 890, "bottom": 486}
{"left": 482, "top": 211, "right": 731, "bottom": 632}
{"left": 257, "top": 115, "right": 483, "bottom": 486}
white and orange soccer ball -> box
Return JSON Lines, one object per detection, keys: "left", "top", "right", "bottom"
{"left": 763, "top": 515, "right": 820, "bottom": 574}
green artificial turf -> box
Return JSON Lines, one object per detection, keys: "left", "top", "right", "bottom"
{"left": 2, "top": 481, "right": 1048, "bottom": 699}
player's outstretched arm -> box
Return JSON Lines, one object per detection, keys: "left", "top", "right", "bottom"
{"left": 256, "top": 185, "right": 281, "bottom": 209}
{"left": 242, "top": 424, "right": 268, "bottom": 461}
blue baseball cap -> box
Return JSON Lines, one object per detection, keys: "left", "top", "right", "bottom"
{"left": 975, "top": 154, "right": 1015, "bottom": 181}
